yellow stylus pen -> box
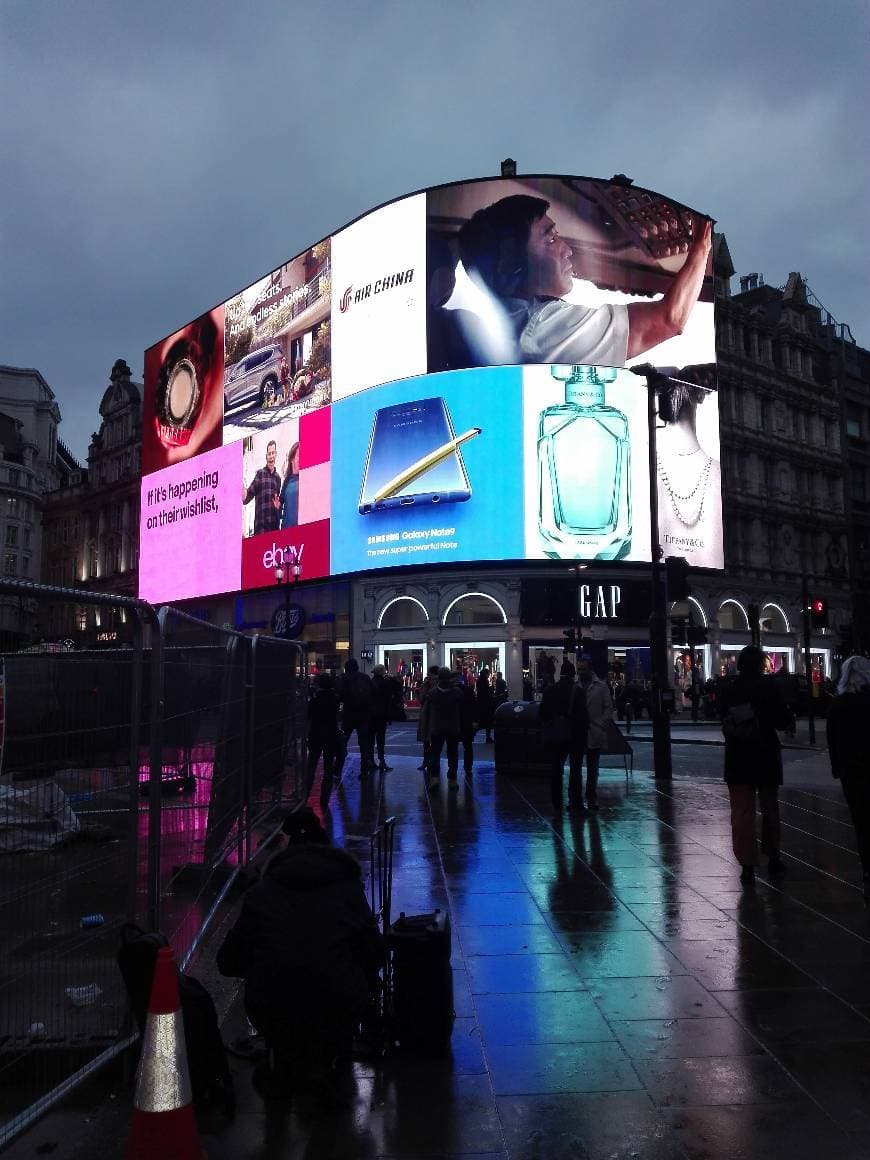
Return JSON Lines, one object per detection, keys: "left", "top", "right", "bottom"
{"left": 373, "top": 427, "right": 482, "bottom": 504}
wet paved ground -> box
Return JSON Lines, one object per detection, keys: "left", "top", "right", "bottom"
{"left": 10, "top": 727, "right": 870, "bottom": 1159}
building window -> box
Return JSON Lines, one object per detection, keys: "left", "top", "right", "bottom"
{"left": 76, "top": 606, "right": 87, "bottom": 632}
{"left": 8, "top": 469, "right": 19, "bottom": 487}
{"left": 21, "top": 556, "right": 30, "bottom": 576}
{"left": 4, "top": 553, "right": 17, "bottom": 576}
{"left": 846, "top": 418, "right": 861, "bottom": 439}
{"left": 23, "top": 528, "right": 30, "bottom": 549}
{"left": 6, "top": 498, "right": 19, "bottom": 519}
{"left": 5, "top": 525, "right": 17, "bottom": 547}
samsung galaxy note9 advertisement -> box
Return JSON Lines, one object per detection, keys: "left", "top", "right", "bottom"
{"left": 330, "top": 368, "right": 524, "bottom": 575}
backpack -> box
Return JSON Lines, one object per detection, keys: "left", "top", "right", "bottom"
{"left": 721, "top": 701, "right": 761, "bottom": 746}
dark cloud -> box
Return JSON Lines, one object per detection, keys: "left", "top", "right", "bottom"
{"left": 1, "top": 0, "right": 866, "bottom": 458}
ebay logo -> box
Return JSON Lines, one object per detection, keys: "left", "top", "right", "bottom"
{"left": 262, "top": 543, "right": 304, "bottom": 570}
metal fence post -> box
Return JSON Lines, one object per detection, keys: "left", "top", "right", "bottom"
{"left": 126, "top": 610, "right": 144, "bottom": 925}
{"left": 147, "top": 607, "right": 167, "bottom": 932}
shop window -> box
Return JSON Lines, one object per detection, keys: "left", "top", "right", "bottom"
{"left": 443, "top": 593, "right": 507, "bottom": 626}
{"left": 378, "top": 596, "right": 428, "bottom": 629}
{"left": 718, "top": 600, "right": 750, "bottom": 631}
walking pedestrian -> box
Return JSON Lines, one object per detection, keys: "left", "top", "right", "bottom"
{"left": 476, "top": 668, "right": 495, "bottom": 744}
{"left": 576, "top": 655, "right": 613, "bottom": 811}
{"left": 720, "top": 645, "right": 794, "bottom": 886}
{"left": 539, "top": 660, "right": 588, "bottom": 815}
{"left": 416, "top": 665, "right": 439, "bottom": 771}
{"left": 338, "top": 659, "right": 374, "bottom": 778}
{"left": 826, "top": 655, "right": 870, "bottom": 905}
{"left": 306, "top": 674, "right": 341, "bottom": 808}
{"left": 369, "top": 664, "right": 398, "bottom": 772}
{"left": 457, "top": 672, "right": 477, "bottom": 780}
{"left": 425, "top": 669, "right": 462, "bottom": 791}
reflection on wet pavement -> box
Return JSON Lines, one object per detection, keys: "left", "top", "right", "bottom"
{"left": 191, "top": 736, "right": 870, "bottom": 1160}
{"left": 65, "top": 728, "right": 870, "bottom": 1159}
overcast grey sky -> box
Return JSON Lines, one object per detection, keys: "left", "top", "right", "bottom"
{"left": 1, "top": 0, "right": 867, "bottom": 460}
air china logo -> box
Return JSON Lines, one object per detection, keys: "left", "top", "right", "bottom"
{"left": 339, "top": 268, "right": 415, "bottom": 312}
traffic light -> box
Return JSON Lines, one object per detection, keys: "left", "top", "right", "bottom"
{"left": 809, "top": 598, "right": 828, "bottom": 631}
{"left": 665, "top": 556, "right": 690, "bottom": 600}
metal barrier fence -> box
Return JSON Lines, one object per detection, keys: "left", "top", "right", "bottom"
{"left": 0, "top": 581, "right": 308, "bottom": 1148}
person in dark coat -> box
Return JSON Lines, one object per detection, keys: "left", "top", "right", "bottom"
{"left": 456, "top": 672, "right": 477, "bottom": 779}
{"left": 416, "top": 665, "right": 439, "bottom": 771}
{"left": 539, "top": 660, "right": 589, "bottom": 815}
{"left": 337, "top": 658, "right": 374, "bottom": 778}
{"left": 827, "top": 655, "right": 870, "bottom": 904}
{"left": 475, "top": 668, "right": 495, "bottom": 744}
{"left": 306, "top": 674, "right": 341, "bottom": 807}
{"left": 425, "top": 668, "right": 462, "bottom": 790}
{"left": 720, "top": 645, "right": 794, "bottom": 885}
{"left": 217, "top": 808, "right": 384, "bottom": 1106}
{"left": 369, "top": 664, "right": 398, "bottom": 772}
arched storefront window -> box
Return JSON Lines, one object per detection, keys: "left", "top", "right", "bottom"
{"left": 718, "top": 599, "right": 750, "bottom": 631}
{"left": 761, "top": 603, "right": 790, "bottom": 634}
{"left": 378, "top": 596, "right": 429, "bottom": 629}
{"left": 442, "top": 593, "right": 507, "bottom": 626}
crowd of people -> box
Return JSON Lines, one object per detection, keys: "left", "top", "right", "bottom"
{"left": 306, "top": 659, "right": 509, "bottom": 804}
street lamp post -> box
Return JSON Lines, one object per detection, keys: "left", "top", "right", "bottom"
{"left": 634, "top": 364, "right": 673, "bottom": 780}
{"left": 275, "top": 549, "right": 301, "bottom": 638}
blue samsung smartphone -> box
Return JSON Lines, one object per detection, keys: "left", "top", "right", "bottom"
{"left": 359, "top": 397, "right": 472, "bottom": 515}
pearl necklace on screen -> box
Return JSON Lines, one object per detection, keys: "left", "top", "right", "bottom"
{"left": 657, "top": 450, "right": 713, "bottom": 527}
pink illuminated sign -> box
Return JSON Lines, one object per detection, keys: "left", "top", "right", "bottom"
{"left": 139, "top": 443, "right": 243, "bottom": 603}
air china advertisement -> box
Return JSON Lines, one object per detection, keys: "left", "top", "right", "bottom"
{"left": 330, "top": 194, "right": 427, "bottom": 400}
{"left": 139, "top": 174, "right": 723, "bottom": 605}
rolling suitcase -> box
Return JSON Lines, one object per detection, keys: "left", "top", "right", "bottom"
{"left": 388, "top": 909, "right": 454, "bottom": 1055}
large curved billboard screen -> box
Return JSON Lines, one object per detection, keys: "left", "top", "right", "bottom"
{"left": 139, "top": 175, "right": 721, "bottom": 604}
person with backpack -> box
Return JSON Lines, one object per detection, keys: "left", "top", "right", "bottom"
{"left": 720, "top": 645, "right": 794, "bottom": 886}
{"left": 826, "top": 655, "right": 870, "bottom": 905}
{"left": 338, "top": 658, "right": 374, "bottom": 778}
{"left": 217, "top": 808, "right": 384, "bottom": 1110}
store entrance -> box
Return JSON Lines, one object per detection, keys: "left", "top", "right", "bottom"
{"left": 377, "top": 643, "right": 426, "bottom": 708}
{"left": 444, "top": 643, "right": 506, "bottom": 691}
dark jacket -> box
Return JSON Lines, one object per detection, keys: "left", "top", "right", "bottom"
{"left": 216, "top": 844, "right": 384, "bottom": 1032}
{"left": 425, "top": 681, "right": 462, "bottom": 739}
{"left": 721, "top": 674, "right": 793, "bottom": 786}
{"left": 339, "top": 670, "right": 374, "bottom": 720}
{"left": 371, "top": 673, "right": 398, "bottom": 723}
{"left": 307, "top": 686, "right": 340, "bottom": 745}
{"left": 475, "top": 676, "right": 495, "bottom": 728}
{"left": 539, "top": 676, "right": 589, "bottom": 746}
{"left": 827, "top": 689, "right": 870, "bottom": 781}
{"left": 458, "top": 683, "right": 477, "bottom": 733}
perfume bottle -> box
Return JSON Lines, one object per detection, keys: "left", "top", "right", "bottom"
{"left": 537, "top": 365, "right": 632, "bottom": 560}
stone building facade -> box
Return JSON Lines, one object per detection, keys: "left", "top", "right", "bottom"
{"left": 41, "top": 359, "right": 142, "bottom": 645}
{"left": 0, "top": 365, "right": 67, "bottom": 648}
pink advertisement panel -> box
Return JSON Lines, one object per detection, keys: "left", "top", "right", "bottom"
{"left": 139, "top": 443, "right": 243, "bottom": 604}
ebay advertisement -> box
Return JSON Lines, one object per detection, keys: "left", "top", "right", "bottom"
{"left": 139, "top": 443, "right": 243, "bottom": 603}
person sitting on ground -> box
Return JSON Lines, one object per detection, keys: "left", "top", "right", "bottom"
{"left": 216, "top": 807, "right": 384, "bottom": 1109}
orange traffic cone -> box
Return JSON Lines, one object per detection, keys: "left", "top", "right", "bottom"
{"left": 125, "top": 945, "right": 205, "bottom": 1159}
